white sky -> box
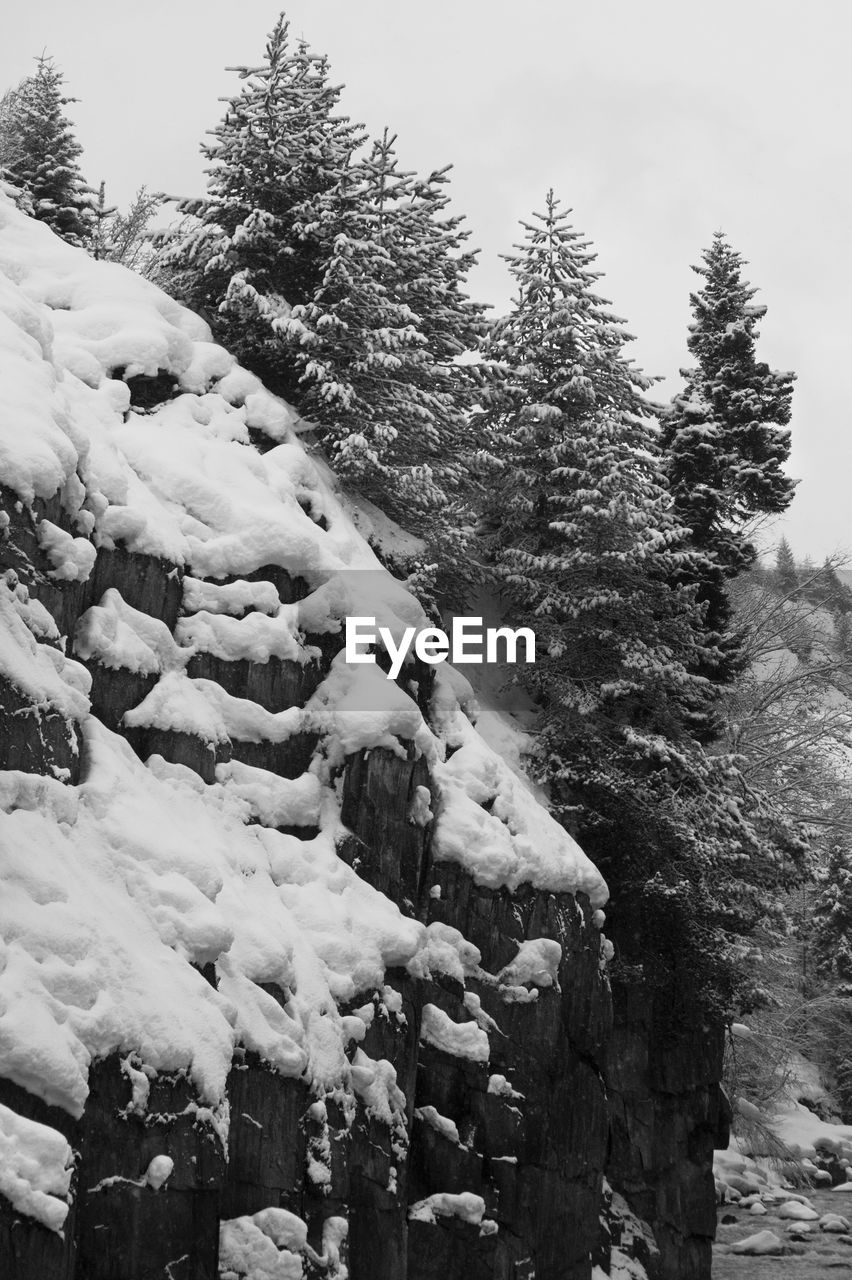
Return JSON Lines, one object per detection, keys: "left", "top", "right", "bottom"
{"left": 4, "top": 0, "right": 851, "bottom": 562}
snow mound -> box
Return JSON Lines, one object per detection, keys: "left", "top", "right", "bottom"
{"left": 778, "top": 1199, "right": 818, "bottom": 1221}
{"left": 0, "top": 1102, "right": 72, "bottom": 1232}
{"left": 730, "top": 1229, "right": 784, "bottom": 1255}
{"left": 820, "top": 1212, "right": 851, "bottom": 1232}
{"left": 409, "top": 1191, "right": 486, "bottom": 1225}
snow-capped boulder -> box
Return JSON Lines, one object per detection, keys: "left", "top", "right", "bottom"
{"left": 730, "top": 1229, "right": 785, "bottom": 1255}
{"left": 820, "top": 1213, "right": 851, "bottom": 1232}
{"left": 778, "top": 1200, "right": 819, "bottom": 1221}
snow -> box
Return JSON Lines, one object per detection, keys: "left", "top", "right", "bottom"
{"left": 777, "top": 1199, "right": 818, "bottom": 1220}
{"left": 0, "top": 191, "right": 606, "bottom": 1132}
{"left": 409, "top": 1191, "right": 486, "bottom": 1226}
{"left": 75, "top": 589, "right": 186, "bottom": 675}
{"left": 37, "top": 519, "right": 97, "bottom": 581}
{"left": 730, "top": 1228, "right": 784, "bottom": 1255}
{"left": 251, "top": 1207, "right": 308, "bottom": 1252}
{"left": 0, "top": 1101, "right": 73, "bottom": 1232}
{"left": 145, "top": 1154, "right": 174, "bottom": 1189}
{"left": 408, "top": 784, "right": 433, "bottom": 827}
{"left": 462, "top": 992, "right": 501, "bottom": 1035}
{"left": 219, "top": 1214, "right": 304, "bottom": 1280}
{"left": 193, "top": 681, "right": 304, "bottom": 745}
{"left": 121, "top": 1054, "right": 152, "bottom": 1115}
{"left": 764, "top": 1097, "right": 852, "bottom": 1164}
{"left": 174, "top": 606, "right": 310, "bottom": 665}
{"left": 212, "top": 760, "right": 322, "bottom": 830}
{"left": 123, "top": 671, "right": 230, "bottom": 742}
{"left": 0, "top": 718, "right": 423, "bottom": 1113}
{"left": 430, "top": 674, "right": 607, "bottom": 904}
{"left": 487, "top": 1074, "right": 524, "bottom": 1100}
{"left": 1, "top": 575, "right": 91, "bottom": 720}
{"left": 320, "top": 1216, "right": 348, "bottom": 1272}
{"left": 415, "top": 1105, "right": 462, "bottom": 1145}
{"left": 349, "top": 1050, "right": 407, "bottom": 1128}
{"left": 124, "top": 672, "right": 312, "bottom": 748}
{"left": 420, "top": 1004, "right": 490, "bottom": 1064}
{"left": 0, "top": 276, "right": 79, "bottom": 504}
{"left": 498, "top": 938, "right": 562, "bottom": 989}
{"left": 0, "top": 192, "right": 606, "bottom": 903}
{"left": 820, "top": 1212, "right": 850, "bottom": 1231}
{"left": 407, "top": 922, "right": 482, "bottom": 986}
{"left": 182, "top": 575, "right": 281, "bottom": 618}
{"left": 314, "top": 652, "right": 434, "bottom": 764}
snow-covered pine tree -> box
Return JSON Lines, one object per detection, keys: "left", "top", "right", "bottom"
{"left": 482, "top": 192, "right": 713, "bottom": 738}
{"left": 0, "top": 55, "right": 95, "bottom": 246}
{"left": 813, "top": 844, "right": 852, "bottom": 995}
{"left": 774, "top": 536, "right": 799, "bottom": 596}
{"left": 484, "top": 196, "right": 687, "bottom": 705}
{"left": 662, "top": 233, "right": 795, "bottom": 673}
{"left": 804, "top": 558, "right": 852, "bottom": 614}
{"left": 158, "top": 15, "right": 363, "bottom": 400}
{"left": 483, "top": 194, "right": 804, "bottom": 1018}
{"left": 279, "top": 130, "right": 488, "bottom": 580}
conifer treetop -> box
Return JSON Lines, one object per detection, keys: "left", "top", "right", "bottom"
{"left": 158, "top": 13, "right": 366, "bottom": 398}
{"left": 277, "top": 126, "right": 487, "bottom": 547}
{"left": 774, "top": 535, "right": 799, "bottom": 596}
{"left": 492, "top": 190, "right": 653, "bottom": 420}
{"left": 198, "top": 15, "right": 362, "bottom": 220}
{"left": 0, "top": 53, "right": 95, "bottom": 247}
{"left": 667, "top": 231, "right": 796, "bottom": 546}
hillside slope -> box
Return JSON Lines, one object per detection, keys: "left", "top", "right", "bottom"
{"left": 0, "top": 194, "right": 613, "bottom": 1280}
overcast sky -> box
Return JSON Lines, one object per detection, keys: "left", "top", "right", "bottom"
{"left": 3, "top": 1, "right": 850, "bottom": 561}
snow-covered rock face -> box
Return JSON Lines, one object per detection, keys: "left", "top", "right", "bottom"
{"left": 0, "top": 196, "right": 611, "bottom": 1279}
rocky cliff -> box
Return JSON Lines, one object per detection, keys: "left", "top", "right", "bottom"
{"left": 603, "top": 987, "right": 730, "bottom": 1279}
{"left": 0, "top": 194, "right": 620, "bottom": 1280}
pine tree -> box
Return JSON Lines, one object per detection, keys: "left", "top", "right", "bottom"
{"left": 278, "top": 131, "right": 487, "bottom": 570}
{"left": 835, "top": 611, "right": 852, "bottom": 658}
{"left": 483, "top": 195, "right": 805, "bottom": 1022}
{"left": 806, "top": 845, "right": 852, "bottom": 1117}
{"left": 158, "top": 16, "right": 363, "bottom": 400}
{"left": 804, "top": 558, "right": 852, "bottom": 614}
{"left": 482, "top": 192, "right": 715, "bottom": 739}
{"left": 0, "top": 55, "right": 95, "bottom": 246}
{"left": 774, "top": 536, "right": 799, "bottom": 596}
{"left": 662, "top": 233, "right": 795, "bottom": 672}
{"left": 482, "top": 194, "right": 692, "bottom": 714}
{"left": 814, "top": 844, "right": 852, "bottom": 995}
